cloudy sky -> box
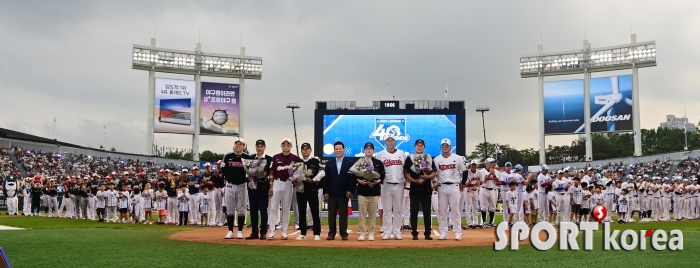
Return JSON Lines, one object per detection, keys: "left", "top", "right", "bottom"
{"left": 1, "top": 1, "right": 698, "bottom": 157}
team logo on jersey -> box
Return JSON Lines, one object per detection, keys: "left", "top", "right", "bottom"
{"left": 383, "top": 159, "right": 403, "bottom": 167}
{"left": 438, "top": 163, "right": 456, "bottom": 170}
{"left": 371, "top": 118, "right": 409, "bottom": 148}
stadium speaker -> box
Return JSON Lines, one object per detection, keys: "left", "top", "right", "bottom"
{"left": 317, "top": 102, "right": 327, "bottom": 110}
{"left": 406, "top": 103, "right": 415, "bottom": 110}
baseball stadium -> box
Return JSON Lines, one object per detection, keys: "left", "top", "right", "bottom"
{"left": 2, "top": 2, "right": 700, "bottom": 268}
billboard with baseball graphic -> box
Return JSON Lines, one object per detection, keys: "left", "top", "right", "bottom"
{"left": 199, "top": 82, "right": 240, "bottom": 135}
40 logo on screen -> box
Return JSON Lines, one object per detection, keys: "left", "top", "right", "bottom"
{"left": 371, "top": 118, "right": 410, "bottom": 146}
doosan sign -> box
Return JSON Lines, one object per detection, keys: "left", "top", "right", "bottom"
{"left": 494, "top": 206, "right": 683, "bottom": 251}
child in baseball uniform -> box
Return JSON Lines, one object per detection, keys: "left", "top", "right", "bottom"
{"left": 106, "top": 183, "right": 118, "bottom": 222}
{"left": 617, "top": 189, "right": 629, "bottom": 224}
{"left": 505, "top": 182, "right": 518, "bottom": 226}
{"left": 579, "top": 183, "right": 591, "bottom": 222}
{"left": 155, "top": 183, "right": 168, "bottom": 225}
{"left": 142, "top": 183, "right": 154, "bottom": 224}
{"left": 523, "top": 186, "right": 533, "bottom": 226}
{"left": 118, "top": 185, "right": 131, "bottom": 223}
{"left": 96, "top": 184, "right": 106, "bottom": 222}
{"left": 591, "top": 186, "right": 604, "bottom": 220}
{"left": 529, "top": 179, "right": 539, "bottom": 224}
{"left": 199, "top": 184, "right": 211, "bottom": 227}
{"left": 177, "top": 184, "right": 190, "bottom": 226}
{"left": 546, "top": 185, "right": 557, "bottom": 223}
{"left": 131, "top": 188, "right": 142, "bottom": 224}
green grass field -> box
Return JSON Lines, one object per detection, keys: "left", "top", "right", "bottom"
{"left": 0, "top": 215, "right": 698, "bottom": 268}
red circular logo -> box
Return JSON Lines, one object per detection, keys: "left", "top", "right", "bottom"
{"left": 592, "top": 205, "right": 607, "bottom": 222}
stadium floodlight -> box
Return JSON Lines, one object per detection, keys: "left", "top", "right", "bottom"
{"left": 476, "top": 106, "right": 490, "bottom": 159}
{"left": 520, "top": 34, "right": 655, "bottom": 165}
{"left": 132, "top": 38, "right": 262, "bottom": 160}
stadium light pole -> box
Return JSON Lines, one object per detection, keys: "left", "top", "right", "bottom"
{"left": 132, "top": 39, "right": 263, "bottom": 160}
{"left": 519, "top": 34, "right": 656, "bottom": 164}
{"left": 476, "top": 106, "right": 490, "bottom": 159}
{"left": 286, "top": 103, "right": 300, "bottom": 155}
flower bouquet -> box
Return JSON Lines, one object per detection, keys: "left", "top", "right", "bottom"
{"left": 350, "top": 158, "right": 380, "bottom": 183}
{"left": 289, "top": 162, "right": 306, "bottom": 192}
{"left": 242, "top": 159, "right": 267, "bottom": 179}
{"left": 411, "top": 154, "right": 433, "bottom": 183}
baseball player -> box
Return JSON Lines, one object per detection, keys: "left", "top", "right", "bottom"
{"left": 222, "top": 138, "right": 252, "bottom": 239}
{"left": 691, "top": 178, "right": 699, "bottom": 219}
{"left": 499, "top": 162, "right": 514, "bottom": 223}
{"left": 621, "top": 175, "right": 637, "bottom": 222}
{"left": 479, "top": 158, "right": 501, "bottom": 227}
{"left": 662, "top": 178, "right": 672, "bottom": 221}
{"left": 537, "top": 166, "right": 552, "bottom": 222}
{"left": 45, "top": 179, "right": 59, "bottom": 217}
{"left": 650, "top": 177, "right": 662, "bottom": 221}
{"left": 552, "top": 170, "right": 568, "bottom": 223}
{"left": 2, "top": 171, "right": 20, "bottom": 215}
{"left": 166, "top": 171, "right": 180, "bottom": 224}
{"left": 246, "top": 139, "right": 273, "bottom": 240}
{"left": 599, "top": 170, "right": 615, "bottom": 223}
{"left": 267, "top": 138, "right": 301, "bottom": 240}
{"left": 512, "top": 165, "right": 529, "bottom": 222}
{"left": 376, "top": 133, "right": 407, "bottom": 240}
{"left": 403, "top": 139, "right": 436, "bottom": 240}
{"left": 461, "top": 160, "right": 481, "bottom": 228}
{"left": 433, "top": 138, "right": 466, "bottom": 240}
{"left": 295, "top": 142, "right": 325, "bottom": 241}
{"left": 187, "top": 167, "right": 203, "bottom": 225}
{"left": 22, "top": 178, "right": 33, "bottom": 216}
{"left": 672, "top": 179, "right": 684, "bottom": 221}
{"left": 683, "top": 179, "right": 692, "bottom": 220}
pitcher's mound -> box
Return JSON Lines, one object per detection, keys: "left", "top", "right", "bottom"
{"left": 170, "top": 225, "right": 545, "bottom": 248}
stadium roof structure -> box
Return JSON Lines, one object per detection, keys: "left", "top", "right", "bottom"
{"left": 0, "top": 127, "right": 83, "bottom": 148}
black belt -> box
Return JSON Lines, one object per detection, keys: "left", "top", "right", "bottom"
{"left": 654, "top": 197, "right": 661, "bottom": 199}
{"left": 633, "top": 195, "right": 638, "bottom": 197}
{"left": 674, "top": 193, "right": 682, "bottom": 195}
{"left": 441, "top": 182, "right": 455, "bottom": 185}
{"left": 404, "top": 188, "right": 410, "bottom": 190}
{"left": 385, "top": 182, "right": 400, "bottom": 185}
{"left": 558, "top": 193, "right": 566, "bottom": 195}
{"left": 482, "top": 187, "right": 494, "bottom": 190}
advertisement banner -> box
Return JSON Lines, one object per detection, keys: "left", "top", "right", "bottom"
{"left": 543, "top": 75, "right": 633, "bottom": 134}
{"left": 200, "top": 82, "right": 240, "bottom": 135}
{"left": 543, "top": 79, "right": 585, "bottom": 134}
{"left": 322, "top": 114, "right": 457, "bottom": 157}
{"left": 586, "top": 75, "right": 633, "bottom": 132}
{"left": 154, "top": 78, "right": 196, "bottom": 134}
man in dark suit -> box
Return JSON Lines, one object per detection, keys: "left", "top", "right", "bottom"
{"left": 321, "top": 141, "right": 356, "bottom": 240}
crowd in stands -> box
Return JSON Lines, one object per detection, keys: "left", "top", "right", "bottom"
{"left": 675, "top": 157, "right": 700, "bottom": 178}
{"left": 16, "top": 147, "right": 66, "bottom": 178}
{"left": 628, "top": 159, "right": 673, "bottom": 178}
{"left": 64, "top": 153, "right": 112, "bottom": 178}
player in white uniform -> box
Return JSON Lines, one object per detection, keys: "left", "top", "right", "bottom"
{"left": 479, "top": 158, "right": 501, "bottom": 227}
{"left": 621, "top": 175, "right": 637, "bottom": 222}
{"left": 433, "top": 138, "right": 467, "bottom": 240}
{"left": 537, "top": 166, "right": 553, "bottom": 222}
{"left": 376, "top": 133, "right": 407, "bottom": 240}
{"left": 551, "top": 170, "right": 568, "bottom": 223}
{"left": 499, "top": 162, "right": 514, "bottom": 224}
{"left": 691, "top": 178, "right": 699, "bottom": 219}
{"left": 672, "top": 179, "right": 684, "bottom": 221}
{"left": 650, "top": 177, "right": 662, "bottom": 221}
{"left": 460, "top": 160, "right": 481, "bottom": 228}
{"left": 511, "top": 165, "right": 528, "bottom": 223}
{"left": 661, "top": 178, "right": 673, "bottom": 221}
{"left": 640, "top": 175, "right": 652, "bottom": 221}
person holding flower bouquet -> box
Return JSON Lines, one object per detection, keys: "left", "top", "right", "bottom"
{"left": 221, "top": 138, "right": 253, "bottom": 240}
{"left": 244, "top": 139, "right": 273, "bottom": 240}
{"left": 293, "top": 142, "right": 325, "bottom": 241}
{"left": 267, "top": 138, "right": 301, "bottom": 240}
{"left": 350, "top": 142, "right": 385, "bottom": 241}
{"left": 403, "top": 139, "right": 437, "bottom": 240}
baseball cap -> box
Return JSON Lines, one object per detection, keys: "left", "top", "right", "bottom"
{"left": 485, "top": 157, "right": 496, "bottom": 163}
{"left": 255, "top": 139, "right": 266, "bottom": 146}
{"left": 541, "top": 165, "right": 550, "bottom": 170}
{"left": 587, "top": 167, "right": 593, "bottom": 171}
{"left": 181, "top": 169, "right": 189, "bottom": 173}
{"left": 92, "top": 173, "right": 99, "bottom": 177}
{"left": 557, "top": 170, "right": 564, "bottom": 174}
{"left": 191, "top": 166, "right": 199, "bottom": 171}
{"left": 384, "top": 133, "right": 395, "bottom": 141}
{"left": 158, "top": 169, "right": 164, "bottom": 173}
{"left": 123, "top": 171, "right": 129, "bottom": 175}
{"left": 204, "top": 163, "right": 211, "bottom": 167}
{"left": 281, "top": 138, "right": 293, "bottom": 145}
{"left": 363, "top": 142, "right": 374, "bottom": 150}
{"left": 414, "top": 139, "right": 425, "bottom": 146}
{"left": 514, "top": 164, "right": 523, "bottom": 170}
{"left": 505, "top": 162, "right": 512, "bottom": 166}
{"left": 579, "top": 169, "right": 585, "bottom": 173}
{"left": 469, "top": 160, "right": 478, "bottom": 165}
{"left": 440, "top": 138, "right": 451, "bottom": 146}
{"left": 164, "top": 169, "right": 171, "bottom": 173}
{"left": 234, "top": 137, "right": 245, "bottom": 144}
{"left": 301, "top": 142, "right": 311, "bottom": 149}
{"left": 174, "top": 172, "right": 181, "bottom": 176}
{"left": 627, "top": 174, "right": 633, "bottom": 179}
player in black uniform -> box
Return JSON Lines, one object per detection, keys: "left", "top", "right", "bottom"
{"left": 403, "top": 139, "right": 437, "bottom": 240}
{"left": 294, "top": 142, "right": 325, "bottom": 240}
{"left": 221, "top": 138, "right": 252, "bottom": 239}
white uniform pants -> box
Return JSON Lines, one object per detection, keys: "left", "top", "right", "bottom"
{"left": 88, "top": 196, "right": 96, "bottom": 220}
{"left": 225, "top": 183, "right": 247, "bottom": 217}
{"left": 59, "top": 197, "right": 75, "bottom": 218}
{"left": 465, "top": 188, "right": 479, "bottom": 225}
{"left": 106, "top": 206, "right": 117, "bottom": 221}
{"left": 381, "top": 183, "right": 404, "bottom": 236}
{"left": 437, "top": 184, "right": 461, "bottom": 237}
{"left": 6, "top": 196, "right": 18, "bottom": 215}
{"left": 458, "top": 189, "right": 467, "bottom": 225}
{"left": 479, "top": 187, "right": 497, "bottom": 213}
{"left": 516, "top": 191, "right": 527, "bottom": 222}
{"left": 167, "top": 197, "right": 179, "bottom": 223}
{"left": 662, "top": 196, "right": 671, "bottom": 220}
{"left": 430, "top": 190, "right": 439, "bottom": 228}
{"left": 691, "top": 196, "right": 699, "bottom": 219}
{"left": 555, "top": 192, "right": 568, "bottom": 222}
{"left": 188, "top": 193, "right": 201, "bottom": 224}
{"left": 46, "top": 196, "right": 59, "bottom": 216}
{"left": 673, "top": 195, "right": 682, "bottom": 220}
{"left": 209, "top": 188, "right": 223, "bottom": 225}
{"left": 603, "top": 193, "right": 614, "bottom": 222}
{"left": 651, "top": 197, "right": 662, "bottom": 221}
{"left": 402, "top": 189, "right": 410, "bottom": 226}
{"left": 269, "top": 180, "right": 293, "bottom": 234}
{"left": 538, "top": 191, "right": 549, "bottom": 222}
{"left": 23, "top": 191, "right": 33, "bottom": 215}
{"left": 626, "top": 196, "right": 637, "bottom": 221}
{"left": 500, "top": 188, "right": 509, "bottom": 222}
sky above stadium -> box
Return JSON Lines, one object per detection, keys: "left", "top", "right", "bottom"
{"left": 1, "top": 1, "right": 699, "bottom": 157}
